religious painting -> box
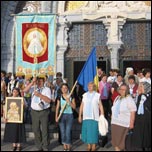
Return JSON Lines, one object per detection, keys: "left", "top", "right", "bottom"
{"left": 22, "top": 23, "right": 48, "bottom": 64}
{"left": 5, "top": 97, "right": 24, "bottom": 123}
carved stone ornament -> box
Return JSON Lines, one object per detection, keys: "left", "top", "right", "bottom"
{"left": 78, "top": 1, "right": 151, "bottom": 20}
{"left": 23, "top": 1, "right": 40, "bottom": 13}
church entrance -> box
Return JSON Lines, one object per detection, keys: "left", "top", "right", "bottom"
{"left": 64, "top": 22, "right": 109, "bottom": 88}
{"left": 120, "top": 20, "right": 151, "bottom": 75}
{"left": 73, "top": 61, "right": 107, "bottom": 83}
{"left": 120, "top": 60, "right": 151, "bottom": 75}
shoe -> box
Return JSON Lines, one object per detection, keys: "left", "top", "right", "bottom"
{"left": 16, "top": 147, "right": 21, "bottom": 151}
{"left": 12, "top": 146, "right": 17, "bottom": 151}
{"left": 99, "top": 136, "right": 108, "bottom": 147}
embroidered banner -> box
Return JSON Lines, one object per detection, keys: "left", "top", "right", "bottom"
{"left": 16, "top": 14, "right": 56, "bottom": 77}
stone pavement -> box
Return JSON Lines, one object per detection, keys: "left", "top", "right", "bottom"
{"left": 1, "top": 116, "right": 114, "bottom": 151}
{"left": 1, "top": 138, "right": 114, "bottom": 151}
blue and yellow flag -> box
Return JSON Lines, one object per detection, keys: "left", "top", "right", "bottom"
{"left": 15, "top": 14, "right": 56, "bottom": 78}
{"left": 77, "top": 47, "right": 99, "bottom": 91}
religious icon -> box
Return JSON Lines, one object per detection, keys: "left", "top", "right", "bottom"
{"left": 27, "top": 30, "right": 44, "bottom": 54}
{"left": 23, "top": 27, "right": 47, "bottom": 58}
{"left": 5, "top": 97, "right": 24, "bottom": 123}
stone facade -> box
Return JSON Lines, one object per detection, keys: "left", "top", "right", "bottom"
{"left": 1, "top": 1, "right": 151, "bottom": 77}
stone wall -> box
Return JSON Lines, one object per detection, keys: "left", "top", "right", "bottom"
{"left": 1, "top": 1, "right": 18, "bottom": 73}
{"left": 1, "top": 1, "right": 151, "bottom": 75}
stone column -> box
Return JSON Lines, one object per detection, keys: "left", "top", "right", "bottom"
{"left": 103, "top": 15, "right": 126, "bottom": 69}
{"left": 56, "top": 46, "right": 67, "bottom": 76}
{"left": 107, "top": 43, "right": 122, "bottom": 69}
{"left": 56, "top": 15, "right": 69, "bottom": 76}
{"left": 40, "top": 1, "right": 52, "bottom": 13}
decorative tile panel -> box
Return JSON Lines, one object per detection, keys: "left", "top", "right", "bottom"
{"left": 121, "top": 21, "right": 151, "bottom": 60}
{"left": 66, "top": 22, "right": 109, "bottom": 58}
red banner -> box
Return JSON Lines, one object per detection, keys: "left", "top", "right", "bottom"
{"left": 22, "top": 23, "right": 48, "bottom": 63}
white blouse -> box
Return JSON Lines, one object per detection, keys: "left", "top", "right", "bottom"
{"left": 111, "top": 95, "right": 137, "bottom": 128}
{"left": 82, "top": 91, "right": 100, "bottom": 121}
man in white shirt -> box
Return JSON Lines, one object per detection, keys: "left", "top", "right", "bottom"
{"left": 107, "top": 69, "right": 116, "bottom": 85}
{"left": 23, "top": 77, "right": 52, "bottom": 151}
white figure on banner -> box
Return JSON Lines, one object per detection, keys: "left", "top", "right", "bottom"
{"left": 27, "top": 31, "right": 43, "bottom": 55}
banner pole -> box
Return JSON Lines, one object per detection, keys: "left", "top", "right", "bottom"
{"left": 58, "top": 80, "right": 78, "bottom": 120}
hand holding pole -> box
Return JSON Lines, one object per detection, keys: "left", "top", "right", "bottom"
{"left": 57, "top": 81, "right": 77, "bottom": 120}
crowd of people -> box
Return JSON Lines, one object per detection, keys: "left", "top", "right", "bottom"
{"left": 1, "top": 67, "right": 151, "bottom": 151}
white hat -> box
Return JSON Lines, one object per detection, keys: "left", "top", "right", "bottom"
{"left": 98, "top": 115, "right": 108, "bottom": 136}
{"left": 126, "top": 67, "right": 133, "bottom": 74}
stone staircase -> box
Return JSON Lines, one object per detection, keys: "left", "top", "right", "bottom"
{"left": 1, "top": 118, "right": 82, "bottom": 140}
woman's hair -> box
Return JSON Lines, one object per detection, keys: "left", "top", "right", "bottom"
{"left": 88, "top": 81, "right": 94, "bottom": 86}
{"left": 143, "top": 68, "right": 151, "bottom": 76}
{"left": 101, "top": 74, "right": 107, "bottom": 79}
{"left": 117, "top": 74, "right": 123, "bottom": 78}
{"left": 128, "top": 75, "right": 135, "bottom": 81}
{"left": 60, "top": 83, "right": 69, "bottom": 93}
{"left": 12, "top": 87, "right": 21, "bottom": 97}
{"left": 88, "top": 81, "right": 96, "bottom": 90}
{"left": 118, "top": 83, "right": 129, "bottom": 96}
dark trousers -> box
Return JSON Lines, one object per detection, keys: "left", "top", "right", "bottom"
{"left": 101, "top": 99, "right": 110, "bottom": 120}
{"left": 31, "top": 108, "right": 50, "bottom": 150}
{"left": 24, "top": 97, "right": 32, "bottom": 124}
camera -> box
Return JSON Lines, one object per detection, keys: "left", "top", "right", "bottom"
{"left": 38, "top": 101, "right": 44, "bottom": 109}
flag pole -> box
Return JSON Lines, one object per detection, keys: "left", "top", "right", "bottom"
{"left": 58, "top": 80, "right": 78, "bottom": 120}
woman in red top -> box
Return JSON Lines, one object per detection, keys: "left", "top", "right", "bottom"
{"left": 111, "top": 74, "right": 124, "bottom": 103}
{"left": 128, "top": 75, "right": 138, "bottom": 99}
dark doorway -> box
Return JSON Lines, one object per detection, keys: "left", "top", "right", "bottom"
{"left": 122, "top": 60, "right": 151, "bottom": 75}
{"left": 73, "top": 61, "right": 107, "bottom": 82}
{"left": 73, "top": 61, "right": 107, "bottom": 107}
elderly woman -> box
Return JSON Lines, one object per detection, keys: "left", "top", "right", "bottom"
{"left": 124, "top": 67, "right": 139, "bottom": 85}
{"left": 79, "top": 82, "right": 104, "bottom": 151}
{"left": 111, "top": 84, "right": 137, "bottom": 151}
{"left": 132, "top": 82, "right": 151, "bottom": 151}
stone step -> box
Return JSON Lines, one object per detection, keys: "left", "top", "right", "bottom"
{"left": 1, "top": 118, "right": 81, "bottom": 139}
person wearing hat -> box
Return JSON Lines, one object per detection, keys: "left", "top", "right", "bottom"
{"left": 124, "top": 67, "right": 139, "bottom": 85}
{"left": 23, "top": 77, "right": 52, "bottom": 151}
{"left": 132, "top": 82, "right": 151, "bottom": 151}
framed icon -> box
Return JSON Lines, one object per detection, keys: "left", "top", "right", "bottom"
{"left": 5, "top": 97, "right": 24, "bottom": 123}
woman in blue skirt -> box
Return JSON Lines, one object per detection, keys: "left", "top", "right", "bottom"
{"left": 78, "top": 82, "right": 104, "bottom": 151}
